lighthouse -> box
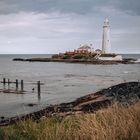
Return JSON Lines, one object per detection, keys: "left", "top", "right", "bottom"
{"left": 102, "top": 18, "right": 111, "bottom": 54}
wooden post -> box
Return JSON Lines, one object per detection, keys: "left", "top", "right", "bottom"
{"left": 3, "top": 78, "right": 6, "bottom": 89}
{"left": 21, "top": 80, "right": 24, "bottom": 91}
{"left": 8, "top": 79, "right": 10, "bottom": 85}
{"left": 37, "top": 81, "right": 41, "bottom": 93}
{"left": 8, "top": 79, "right": 10, "bottom": 89}
{"left": 16, "top": 79, "right": 18, "bottom": 89}
{"left": 37, "top": 81, "right": 41, "bottom": 101}
{"left": 3, "top": 78, "right": 6, "bottom": 85}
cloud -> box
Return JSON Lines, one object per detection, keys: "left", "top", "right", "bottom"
{"left": 0, "top": 0, "right": 140, "bottom": 16}
{"left": 112, "top": 0, "right": 140, "bottom": 15}
{"left": 0, "top": 0, "right": 140, "bottom": 54}
{"left": 0, "top": 12, "right": 92, "bottom": 39}
{"left": 0, "top": 11, "right": 98, "bottom": 53}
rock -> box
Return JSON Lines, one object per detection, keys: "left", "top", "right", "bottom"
{"left": 0, "top": 116, "right": 5, "bottom": 120}
{"left": 13, "top": 58, "right": 25, "bottom": 61}
{"left": 26, "top": 103, "right": 37, "bottom": 107}
{"left": 81, "top": 99, "right": 112, "bottom": 112}
{"left": 12, "top": 57, "right": 140, "bottom": 65}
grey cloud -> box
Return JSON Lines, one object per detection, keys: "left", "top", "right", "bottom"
{"left": 113, "top": 0, "right": 140, "bottom": 15}
{"left": 0, "top": 0, "right": 140, "bottom": 54}
{"left": 0, "top": 0, "right": 98, "bottom": 14}
{"left": 0, "top": 0, "right": 139, "bottom": 15}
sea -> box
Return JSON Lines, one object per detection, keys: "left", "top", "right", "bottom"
{"left": 0, "top": 54, "right": 140, "bottom": 118}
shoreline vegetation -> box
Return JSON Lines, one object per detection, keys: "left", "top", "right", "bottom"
{"left": 1, "top": 103, "right": 140, "bottom": 140}
{"left": 13, "top": 53, "right": 140, "bottom": 64}
{"left": 0, "top": 82, "right": 140, "bottom": 127}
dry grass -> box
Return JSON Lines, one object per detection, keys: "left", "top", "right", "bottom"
{"left": 0, "top": 103, "right": 140, "bottom": 140}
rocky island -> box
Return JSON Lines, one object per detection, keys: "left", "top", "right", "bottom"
{"left": 13, "top": 52, "right": 139, "bottom": 65}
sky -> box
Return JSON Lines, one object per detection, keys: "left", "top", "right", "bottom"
{"left": 0, "top": 0, "right": 140, "bottom": 54}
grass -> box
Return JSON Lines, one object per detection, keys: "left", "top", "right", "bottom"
{"left": 0, "top": 103, "right": 140, "bottom": 140}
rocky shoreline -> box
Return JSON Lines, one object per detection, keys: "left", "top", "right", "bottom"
{"left": 0, "top": 81, "right": 140, "bottom": 126}
{"left": 13, "top": 58, "right": 140, "bottom": 65}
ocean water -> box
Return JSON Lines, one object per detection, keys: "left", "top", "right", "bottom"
{"left": 0, "top": 54, "right": 140, "bottom": 118}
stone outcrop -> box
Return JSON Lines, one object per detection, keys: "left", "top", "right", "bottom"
{"left": 13, "top": 57, "right": 140, "bottom": 65}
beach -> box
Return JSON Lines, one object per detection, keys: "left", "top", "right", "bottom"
{"left": 0, "top": 81, "right": 140, "bottom": 126}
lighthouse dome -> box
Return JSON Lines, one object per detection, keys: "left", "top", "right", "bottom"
{"left": 104, "top": 18, "right": 109, "bottom": 26}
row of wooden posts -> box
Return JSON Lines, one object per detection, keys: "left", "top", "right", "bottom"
{"left": 2, "top": 78, "right": 41, "bottom": 94}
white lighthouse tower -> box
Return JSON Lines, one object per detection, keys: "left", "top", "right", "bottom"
{"left": 102, "top": 18, "right": 111, "bottom": 54}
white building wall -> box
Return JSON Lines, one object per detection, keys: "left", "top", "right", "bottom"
{"left": 98, "top": 55, "right": 123, "bottom": 61}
